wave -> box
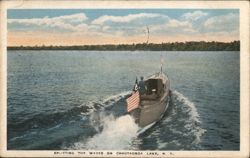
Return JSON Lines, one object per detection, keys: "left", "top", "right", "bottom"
{"left": 72, "top": 90, "right": 205, "bottom": 150}
{"left": 8, "top": 91, "right": 130, "bottom": 134}
{"left": 8, "top": 105, "right": 91, "bottom": 132}
{"left": 102, "top": 91, "right": 130, "bottom": 104}
{"left": 149, "top": 90, "right": 206, "bottom": 150}
{"left": 173, "top": 90, "right": 200, "bottom": 123}
{"left": 47, "top": 123, "right": 63, "bottom": 131}
{"left": 9, "top": 133, "right": 29, "bottom": 141}
{"left": 69, "top": 114, "right": 139, "bottom": 150}
{"left": 81, "top": 91, "right": 130, "bottom": 114}
{"left": 172, "top": 90, "right": 206, "bottom": 145}
{"left": 9, "top": 90, "right": 206, "bottom": 150}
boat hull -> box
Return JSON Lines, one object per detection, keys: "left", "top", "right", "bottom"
{"left": 130, "top": 90, "right": 170, "bottom": 127}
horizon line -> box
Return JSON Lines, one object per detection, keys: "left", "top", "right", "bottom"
{"left": 8, "top": 40, "right": 240, "bottom": 47}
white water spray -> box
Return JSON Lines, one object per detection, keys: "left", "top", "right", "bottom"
{"left": 72, "top": 114, "right": 139, "bottom": 150}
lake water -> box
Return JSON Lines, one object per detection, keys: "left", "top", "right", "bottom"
{"left": 7, "top": 50, "right": 240, "bottom": 150}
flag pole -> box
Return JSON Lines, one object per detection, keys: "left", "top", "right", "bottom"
{"left": 160, "top": 54, "right": 163, "bottom": 74}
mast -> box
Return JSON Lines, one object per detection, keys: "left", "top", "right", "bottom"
{"left": 160, "top": 54, "right": 163, "bottom": 74}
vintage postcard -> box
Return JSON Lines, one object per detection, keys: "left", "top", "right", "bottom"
{"left": 0, "top": 0, "right": 249, "bottom": 157}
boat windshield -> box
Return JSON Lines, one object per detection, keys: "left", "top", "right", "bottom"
{"left": 145, "top": 79, "right": 164, "bottom": 96}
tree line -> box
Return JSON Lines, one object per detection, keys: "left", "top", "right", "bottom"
{"left": 8, "top": 41, "right": 240, "bottom": 51}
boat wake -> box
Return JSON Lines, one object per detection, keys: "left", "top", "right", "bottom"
{"left": 172, "top": 90, "right": 206, "bottom": 144}
{"left": 69, "top": 113, "right": 139, "bottom": 150}
{"left": 80, "top": 91, "right": 131, "bottom": 116}
{"left": 8, "top": 91, "right": 132, "bottom": 149}
{"left": 64, "top": 91, "right": 141, "bottom": 150}
{"left": 148, "top": 90, "right": 206, "bottom": 150}
{"left": 64, "top": 90, "right": 205, "bottom": 150}
{"left": 8, "top": 91, "right": 130, "bottom": 135}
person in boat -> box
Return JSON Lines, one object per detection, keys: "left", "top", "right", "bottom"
{"left": 138, "top": 76, "right": 146, "bottom": 95}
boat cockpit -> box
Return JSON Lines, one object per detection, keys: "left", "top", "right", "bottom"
{"left": 141, "top": 79, "right": 165, "bottom": 100}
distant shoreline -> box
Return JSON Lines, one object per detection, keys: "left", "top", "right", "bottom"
{"left": 7, "top": 41, "right": 240, "bottom": 51}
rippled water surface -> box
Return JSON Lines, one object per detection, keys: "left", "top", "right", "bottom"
{"left": 7, "top": 50, "right": 239, "bottom": 150}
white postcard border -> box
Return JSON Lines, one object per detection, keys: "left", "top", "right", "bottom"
{"left": 0, "top": 0, "right": 249, "bottom": 157}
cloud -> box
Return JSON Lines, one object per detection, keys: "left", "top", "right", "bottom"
{"left": 167, "top": 19, "right": 192, "bottom": 28}
{"left": 8, "top": 13, "right": 88, "bottom": 31}
{"left": 91, "top": 13, "right": 169, "bottom": 25}
{"left": 150, "top": 19, "right": 196, "bottom": 35}
{"left": 89, "top": 13, "right": 171, "bottom": 37}
{"left": 203, "top": 13, "right": 238, "bottom": 32}
{"left": 182, "top": 10, "right": 208, "bottom": 21}
{"left": 7, "top": 10, "right": 239, "bottom": 46}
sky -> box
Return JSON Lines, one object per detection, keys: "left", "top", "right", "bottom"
{"left": 7, "top": 9, "right": 239, "bottom": 46}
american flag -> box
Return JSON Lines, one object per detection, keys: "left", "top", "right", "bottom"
{"left": 126, "top": 91, "right": 140, "bottom": 112}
